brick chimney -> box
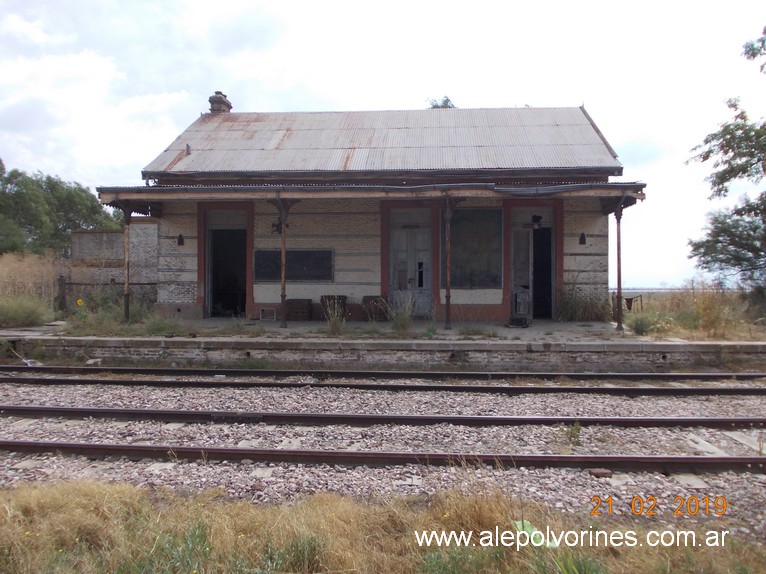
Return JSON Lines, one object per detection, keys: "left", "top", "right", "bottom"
{"left": 209, "top": 91, "right": 232, "bottom": 113}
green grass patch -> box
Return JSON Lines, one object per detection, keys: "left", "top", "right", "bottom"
{"left": 141, "top": 315, "right": 184, "bottom": 336}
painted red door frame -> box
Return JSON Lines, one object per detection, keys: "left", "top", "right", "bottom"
{"left": 381, "top": 198, "right": 563, "bottom": 319}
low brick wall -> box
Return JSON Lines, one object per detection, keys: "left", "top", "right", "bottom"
{"left": 13, "top": 336, "right": 766, "bottom": 372}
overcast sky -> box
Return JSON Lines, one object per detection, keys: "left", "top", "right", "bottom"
{"left": 1, "top": 0, "right": 764, "bottom": 288}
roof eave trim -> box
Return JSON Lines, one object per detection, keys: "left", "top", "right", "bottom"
{"left": 495, "top": 182, "right": 646, "bottom": 196}
{"left": 140, "top": 166, "right": 624, "bottom": 183}
{"left": 579, "top": 106, "right": 619, "bottom": 160}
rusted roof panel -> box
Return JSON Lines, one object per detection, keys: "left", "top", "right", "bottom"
{"left": 143, "top": 107, "right": 622, "bottom": 176}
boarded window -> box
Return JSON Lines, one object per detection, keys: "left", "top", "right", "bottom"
{"left": 254, "top": 250, "right": 333, "bottom": 281}
{"left": 441, "top": 209, "right": 502, "bottom": 288}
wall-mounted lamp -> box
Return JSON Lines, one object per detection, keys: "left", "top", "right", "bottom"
{"left": 579, "top": 233, "right": 587, "bottom": 245}
{"left": 177, "top": 234, "right": 185, "bottom": 246}
{"left": 523, "top": 214, "right": 544, "bottom": 230}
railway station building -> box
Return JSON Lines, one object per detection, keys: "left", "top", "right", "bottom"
{"left": 97, "top": 92, "right": 645, "bottom": 325}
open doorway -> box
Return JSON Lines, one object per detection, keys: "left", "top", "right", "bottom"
{"left": 510, "top": 207, "right": 555, "bottom": 324}
{"left": 210, "top": 229, "right": 246, "bottom": 316}
{"left": 206, "top": 210, "right": 248, "bottom": 317}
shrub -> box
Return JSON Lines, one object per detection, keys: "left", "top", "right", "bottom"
{"left": 66, "top": 287, "right": 153, "bottom": 335}
{"left": 0, "top": 295, "right": 53, "bottom": 327}
{"left": 627, "top": 313, "right": 673, "bottom": 336}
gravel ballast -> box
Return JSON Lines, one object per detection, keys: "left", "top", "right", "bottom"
{"left": 1, "top": 377, "right": 764, "bottom": 542}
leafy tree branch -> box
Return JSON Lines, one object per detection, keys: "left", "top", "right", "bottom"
{"left": 687, "top": 28, "right": 766, "bottom": 290}
{"left": 687, "top": 28, "right": 766, "bottom": 199}
{"left": 0, "top": 158, "right": 121, "bottom": 257}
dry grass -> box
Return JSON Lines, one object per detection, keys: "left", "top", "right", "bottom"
{"left": 0, "top": 480, "right": 762, "bottom": 573}
{"left": 0, "top": 254, "right": 62, "bottom": 327}
{"left": 0, "top": 295, "right": 54, "bottom": 328}
{"left": 625, "top": 282, "right": 766, "bottom": 341}
{"left": 0, "top": 253, "right": 65, "bottom": 306}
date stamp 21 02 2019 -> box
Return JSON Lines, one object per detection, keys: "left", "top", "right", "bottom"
{"left": 590, "top": 495, "right": 728, "bottom": 517}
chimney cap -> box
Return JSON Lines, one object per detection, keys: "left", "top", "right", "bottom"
{"left": 209, "top": 91, "right": 233, "bottom": 113}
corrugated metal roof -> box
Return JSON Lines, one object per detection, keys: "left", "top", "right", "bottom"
{"left": 142, "top": 107, "right": 622, "bottom": 176}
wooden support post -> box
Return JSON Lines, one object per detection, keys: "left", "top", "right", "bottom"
{"left": 122, "top": 210, "right": 132, "bottom": 323}
{"left": 270, "top": 197, "right": 299, "bottom": 329}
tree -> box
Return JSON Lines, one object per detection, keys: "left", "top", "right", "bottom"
{"left": 0, "top": 160, "right": 25, "bottom": 253}
{"left": 743, "top": 25, "right": 766, "bottom": 71}
{"left": 689, "top": 194, "right": 766, "bottom": 286}
{"left": 0, "top": 158, "right": 121, "bottom": 257}
{"left": 687, "top": 28, "right": 766, "bottom": 288}
{"left": 688, "top": 98, "right": 766, "bottom": 199}
{"left": 428, "top": 96, "right": 456, "bottom": 109}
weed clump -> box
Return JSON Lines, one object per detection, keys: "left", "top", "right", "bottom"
{"left": 557, "top": 286, "right": 611, "bottom": 322}
{"left": 321, "top": 296, "right": 348, "bottom": 336}
{"left": 624, "top": 281, "right": 766, "bottom": 340}
{"left": 383, "top": 294, "right": 415, "bottom": 335}
{"left": 0, "top": 295, "right": 53, "bottom": 327}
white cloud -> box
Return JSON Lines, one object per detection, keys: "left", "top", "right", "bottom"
{"left": 0, "top": 13, "right": 75, "bottom": 46}
{"left": 1, "top": 0, "right": 765, "bottom": 286}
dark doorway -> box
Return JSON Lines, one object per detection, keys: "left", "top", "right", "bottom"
{"left": 210, "top": 229, "right": 246, "bottom": 316}
{"left": 533, "top": 227, "right": 552, "bottom": 318}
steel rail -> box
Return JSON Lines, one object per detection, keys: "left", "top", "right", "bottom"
{"left": 2, "top": 375, "right": 766, "bottom": 396}
{"left": 0, "top": 439, "right": 762, "bottom": 473}
{"left": 1, "top": 405, "right": 764, "bottom": 429}
{"left": 1, "top": 364, "right": 765, "bottom": 381}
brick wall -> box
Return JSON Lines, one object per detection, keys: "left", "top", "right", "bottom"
{"left": 253, "top": 199, "right": 382, "bottom": 308}
{"left": 149, "top": 197, "right": 613, "bottom": 320}
{"left": 562, "top": 198, "right": 609, "bottom": 296}
{"left": 21, "top": 336, "right": 766, "bottom": 373}
{"left": 70, "top": 219, "right": 158, "bottom": 284}
{"left": 156, "top": 203, "right": 198, "bottom": 308}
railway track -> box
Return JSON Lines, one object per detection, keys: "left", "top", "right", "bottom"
{"left": 1, "top": 368, "right": 764, "bottom": 475}
{"left": 1, "top": 368, "right": 766, "bottom": 396}
{"left": 1, "top": 407, "right": 764, "bottom": 474}
{"left": 1, "top": 404, "right": 764, "bottom": 429}
{"left": 3, "top": 368, "right": 764, "bottom": 541}
{"left": 0, "top": 440, "right": 762, "bottom": 474}
{"left": 2, "top": 364, "right": 766, "bottom": 381}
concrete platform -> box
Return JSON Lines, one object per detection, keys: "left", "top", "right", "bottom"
{"left": 2, "top": 319, "right": 766, "bottom": 372}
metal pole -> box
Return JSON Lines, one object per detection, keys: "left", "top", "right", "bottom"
{"left": 57, "top": 275, "right": 67, "bottom": 313}
{"left": 444, "top": 200, "right": 453, "bottom": 330}
{"left": 280, "top": 212, "right": 287, "bottom": 329}
{"left": 614, "top": 205, "right": 623, "bottom": 332}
